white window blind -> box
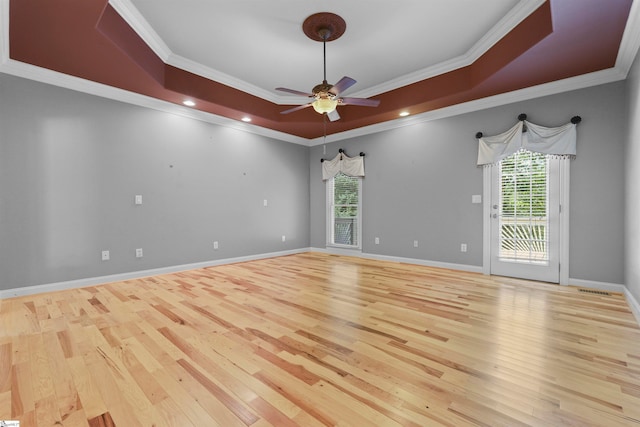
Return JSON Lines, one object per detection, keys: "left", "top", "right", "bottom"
{"left": 329, "top": 173, "right": 361, "bottom": 248}
{"left": 499, "top": 150, "right": 550, "bottom": 263}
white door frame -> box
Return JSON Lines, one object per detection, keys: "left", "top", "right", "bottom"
{"left": 482, "top": 159, "right": 570, "bottom": 285}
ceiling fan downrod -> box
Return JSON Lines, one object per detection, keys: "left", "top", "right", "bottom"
{"left": 318, "top": 27, "right": 331, "bottom": 83}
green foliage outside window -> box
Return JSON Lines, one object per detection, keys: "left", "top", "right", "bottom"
{"left": 333, "top": 173, "right": 359, "bottom": 218}
{"left": 500, "top": 150, "right": 547, "bottom": 218}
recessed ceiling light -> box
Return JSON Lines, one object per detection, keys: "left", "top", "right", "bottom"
{"left": 183, "top": 100, "right": 196, "bottom": 107}
{"left": 241, "top": 117, "right": 252, "bottom": 122}
{"left": 399, "top": 111, "right": 410, "bottom": 117}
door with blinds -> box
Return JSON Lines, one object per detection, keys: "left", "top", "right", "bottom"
{"left": 490, "top": 150, "right": 561, "bottom": 283}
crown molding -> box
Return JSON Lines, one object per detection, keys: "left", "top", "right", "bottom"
{"left": 350, "top": 0, "right": 546, "bottom": 99}
{"left": 0, "top": 57, "right": 310, "bottom": 146}
{"left": 308, "top": 67, "right": 627, "bottom": 145}
{"left": 108, "top": 0, "right": 172, "bottom": 61}
{"left": 166, "top": 52, "right": 283, "bottom": 104}
{"left": 108, "top": 0, "right": 302, "bottom": 103}
{"left": 0, "top": 51, "right": 627, "bottom": 148}
{"left": 467, "top": 0, "right": 546, "bottom": 64}
{"left": 615, "top": 0, "right": 640, "bottom": 75}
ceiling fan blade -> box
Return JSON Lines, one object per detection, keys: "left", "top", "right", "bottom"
{"left": 280, "top": 103, "right": 313, "bottom": 114}
{"left": 329, "top": 76, "right": 356, "bottom": 95}
{"left": 327, "top": 109, "right": 340, "bottom": 122}
{"left": 339, "top": 97, "right": 381, "bottom": 107}
{"left": 275, "top": 87, "right": 313, "bottom": 97}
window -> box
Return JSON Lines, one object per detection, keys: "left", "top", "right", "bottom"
{"left": 498, "top": 150, "right": 550, "bottom": 263}
{"left": 327, "top": 173, "right": 362, "bottom": 248}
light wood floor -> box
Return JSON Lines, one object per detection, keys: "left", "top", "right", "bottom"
{"left": 1, "top": 253, "right": 639, "bottom": 426}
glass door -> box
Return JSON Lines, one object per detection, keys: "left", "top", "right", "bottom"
{"left": 490, "top": 150, "right": 560, "bottom": 283}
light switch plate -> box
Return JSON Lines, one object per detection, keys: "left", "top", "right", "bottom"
{"left": 472, "top": 194, "right": 482, "bottom": 204}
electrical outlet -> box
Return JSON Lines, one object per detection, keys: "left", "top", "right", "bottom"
{"left": 375, "top": 237, "right": 380, "bottom": 245}
{"left": 282, "top": 235, "right": 286, "bottom": 242}
{"left": 461, "top": 243, "right": 468, "bottom": 252}
{"left": 135, "top": 248, "right": 143, "bottom": 258}
{"left": 213, "top": 241, "right": 219, "bottom": 250}
{"left": 414, "top": 240, "right": 419, "bottom": 248}
{"left": 135, "top": 195, "right": 143, "bottom": 205}
{"left": 263, "top": 199, "right": 268, "bottom": 207}
{"left": 101, "top": 250, "right": 110, "bottom": 261}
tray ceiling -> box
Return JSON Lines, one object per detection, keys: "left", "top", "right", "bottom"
{"left": 2, "top": 0, "right": 637, "bottom": 143}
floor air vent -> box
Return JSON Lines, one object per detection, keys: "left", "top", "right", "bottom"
{"left": 578, "top": 288, "right": 611, "bottom": 296}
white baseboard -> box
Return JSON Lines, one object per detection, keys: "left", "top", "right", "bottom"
{"left": 567, "top": 278, "right": 639, "bottom": 326}
{"left": 624, "top": 287, "right": 640, "bottom": 326}
{"left": 312, "top": 248, "right": 640, "bottom": 325}
{"left": 310, "top": 247, "right": 484, "bottom": 274}
{"left": 0, "top": 248, "right": 310, "bottom": 299}
{"left": 568, "top": 278, "right": 627, "bottom": 293}
{"left": 4, "top": 248, "right": 639, "bottom": 328}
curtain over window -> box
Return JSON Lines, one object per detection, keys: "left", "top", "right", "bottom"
{"left": 477, "top": 120, "right": 577, "bottom": 166}
{"left": 322, "top": 151, "right": 365, "bottom": 180}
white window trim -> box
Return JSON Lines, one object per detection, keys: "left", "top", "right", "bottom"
{"left": 326, "top": 175, "right": 363, "bottom": 251}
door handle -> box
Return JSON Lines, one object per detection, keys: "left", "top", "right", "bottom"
{"left": 492, "top": 213, "right": 498, "bottom": 218}
{"left": 493, "top": 205, "right": 498, "bottom": 209}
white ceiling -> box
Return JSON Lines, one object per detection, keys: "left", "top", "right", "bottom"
{"left": 113, "top": 0, "right": 541, "bottom": 103}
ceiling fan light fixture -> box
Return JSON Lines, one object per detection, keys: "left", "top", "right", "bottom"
{"left": 312, "top": 97, "right": 338, "bottom": 114}
{"left": 276, "top": 12, "right": 379, "bottom": 121}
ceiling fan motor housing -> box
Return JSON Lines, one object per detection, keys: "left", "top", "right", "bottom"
{"left": 312, "top": 81, "right": 334, "bottom": 97}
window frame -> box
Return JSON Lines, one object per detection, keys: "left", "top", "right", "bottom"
{"left": 326, "top": 173, "right": 363, "bottom": 250}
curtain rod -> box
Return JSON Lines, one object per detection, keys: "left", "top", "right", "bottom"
{"left": 475, "top": 113, "right": 582, "bottom": 139}
{"left": 320, "top": 148, "right": 365, "bottom": 163}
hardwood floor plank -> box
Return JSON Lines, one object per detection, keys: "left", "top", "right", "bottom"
{"left": 0, "top": 390, "right": 10, "bottom": 420}
{"left": 11, "top": 362, "right": 33, "bottom": 418}
{"left": 42, "top": 330, "right": 83, "bottom": 422}
{"left": 66, "top": 356, "right": 108, "bottom": 420}
{"left": 87, "top": 411, "right": 116, "bottom": 427}
{"left": 176, "top": 358, "right": 259, "bottom": 426}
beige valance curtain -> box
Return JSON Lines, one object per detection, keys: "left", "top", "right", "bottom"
{"left": 322, "top": 151, "right": 365, "bottom": 180}
{"left": 477, "top": 119, "right": 577, "bottom": 166}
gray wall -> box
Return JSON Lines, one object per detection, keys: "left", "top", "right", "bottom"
{"left": 0, "top": 71, "right": 629, "bottom": 291}
{"left": 0, "top": 74, "right": 310, "bottom": 290}
{"left": 310, "top": 82, "right": 626, "bottom": 284}
{"left": 625, "top": 51, "right": 640, "bottom": 304}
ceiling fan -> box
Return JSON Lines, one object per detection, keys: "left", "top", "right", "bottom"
{"left": 275, "top": 13, "right": 380, "bottom": 122}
